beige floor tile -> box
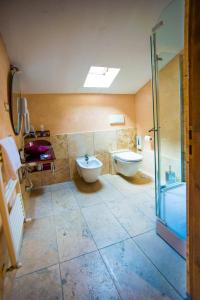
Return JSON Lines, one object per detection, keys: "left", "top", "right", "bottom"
{"left": 71, "top": 176, "right": 102, "bottom": 193}
{"left": 12, "top": 264, "right": 62, "bottom": 300}
{"left": 52, "top": 188, "right": 79, "bottom": 214}
{"left": 26, "top": 190, "right": 53, "bottom": 219}
{"left": 71, "top": 177, "right": 103, "bottom": 208}
{"left": 60, "top": 251, "right": 120, "bottom": 300}
{"left": 81, "top": 203, "right": 129, "bottom": 248}
{"left": 107, "top": 175, "right": 147, "bottom": 196}
{"left": 55, "top": 210, "right": 97, "bottom": 262}
{"left": 2, "top": 265, "right": 17, "bottom": 300}
{"left": 17, "top": 217, "right": 59, "bottom": 277}
{"left": 51, "top": 181, "right": 72, "bottom": 192}
{"left": 101, "top": 239, "right": 182, "bottom": 300}
{"left": 107, "top": 198, "right": 155, "bottom": 237}
{"left": 98, "top": 185, "right": 124, "bottom": 204}
{"left": 74, "top": 191, "right": 102, "bottom": 208}
{"left": 145, "top": 186, "right": 156, "bottom": 198}
{"left": 126, "top": 192, "right": 156, "bottom": 221}
{"left": 134, "top": 231, "right": 186, "bottom": 298}
{"left": 5, "top": 174, "right": 184, "bottom": 300}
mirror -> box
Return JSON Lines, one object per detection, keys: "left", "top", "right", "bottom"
{"left": 9, "top": 66, "right": 22, "bottom": 135}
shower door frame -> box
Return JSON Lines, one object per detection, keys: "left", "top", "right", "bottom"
{"left": 150, "top": 32, "right": 186, "bottom": 258}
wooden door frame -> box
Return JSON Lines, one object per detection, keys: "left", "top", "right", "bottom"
{"left": 187, "top": 0, "right": 200, "bottom": 298}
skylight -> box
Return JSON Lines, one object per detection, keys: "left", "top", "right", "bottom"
{"left": 84, "top": 66, "right": 120, "bottom": 88}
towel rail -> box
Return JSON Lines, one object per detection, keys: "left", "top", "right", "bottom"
{"left": 0, "top": 162, "right": 17, "bottom": 267}
{"left": 0, "top": 146, "right": 25, "bottom": 269}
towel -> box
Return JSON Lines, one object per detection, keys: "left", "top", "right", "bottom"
{"left": 0, "top": 137, "right": 21, "bottom": 179}
{"left": 17, "top": 97, "right": 30, "bottom": 134}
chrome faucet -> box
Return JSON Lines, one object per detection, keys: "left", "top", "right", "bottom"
{"left": 85, "top": 154, "right": 89, "bottom": 164}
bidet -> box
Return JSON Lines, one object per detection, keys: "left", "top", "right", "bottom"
{"left": 76, "top": 156, "right": 103, "bottom": 183}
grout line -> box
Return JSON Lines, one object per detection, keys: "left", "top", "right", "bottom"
{"left": 74, "top": 177, "right": 184, "bottom": 299}
{"left": 15, "top": 262, "right": 61, "bottom": 280}
{"left": 101, "top": 200, "right": 133, "bottom": 239}
{"left": 100, "top": 180, "right": 185, "bottom": 297}
{"left": 131, "top": 228, "right": 155, "bottom": 238}
{"left": 97, "top": 248, "right": 123, "bottom": 300}
{"left": 97, "top": 237, "right": 132, "bottom": 251}
{"left": 117, "top": 191, "right": 156, "bottom": 223}
{"left": 74, "top": 189, "right": 123, "bottom": 300}
{"left": 99, "top": 191, "right": 155, "bottom": 241}
{"left": 21, "top": 205, "right": 154, "bottom": 278}
{"left": 58, "top": 267, "right": 64, "bottom": 299}
{"left": 20, "top": 177, "right": 184, "bottom": 300}
{"left": 58, "top": 261, "right": 65, "bottom": 300}
{"left": 50, "top": 190, "right": 64, "bottom": 298}
{"left": 103, "top": 174, "right": 152, "bottom": 203}
{"left": 58, "top": 249, "right": 99, "bottom": 265}
{"left": 132, "top": 237, "right": 185, "bottom": 300}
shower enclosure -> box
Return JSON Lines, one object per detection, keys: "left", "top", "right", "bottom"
{"left": 150, "top": 0, "right": 186, "bottom": 257}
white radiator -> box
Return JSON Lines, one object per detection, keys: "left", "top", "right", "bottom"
{"left": 9, "top": 194, "right": 25, "bottom": 259}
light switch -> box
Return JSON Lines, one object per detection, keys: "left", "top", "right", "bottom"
{"left": 109, "top": 114, "right": 125, "bottom": 125}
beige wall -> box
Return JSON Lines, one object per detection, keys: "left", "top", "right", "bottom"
{"left": 26, "top": 93, "right": 136, "bottom": 186}
{"left": 26, "top": 93, "right": 135, "bottom": 135}
{"left": 0, "top": 35, "right": 26, "bottom": 298}
{"left": 135, "top": 81, "right": 154, "bottom": 176}
{"left": 0, "top": 34, "right": 12, "bottom": 298}
{"left": 0, "top": 35, "right": 21, "bottom": 146}
{"left": 0, "top": 35, "right": 12, "bottom": 139}
{"left": 135, "top": 54, "right": 183, "bottom": 179}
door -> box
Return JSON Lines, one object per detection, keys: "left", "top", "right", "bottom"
{"left": 151, "top": 0, "right": 186, "bottom": 257}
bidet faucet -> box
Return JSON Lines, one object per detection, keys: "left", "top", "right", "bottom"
{"left": 85, "top": 154, "right": 89, "bottom": 163}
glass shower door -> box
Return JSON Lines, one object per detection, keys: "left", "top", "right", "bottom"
{"left": 151, "top": 0, "right": 186, "bottom": 257}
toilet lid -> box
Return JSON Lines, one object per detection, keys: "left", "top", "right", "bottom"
{"left": 114, "top": 151, "right": 143, "bottom": 162}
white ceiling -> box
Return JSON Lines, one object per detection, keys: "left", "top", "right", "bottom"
{"left": 0, "top": 0, "right": 171, "bottom": 94}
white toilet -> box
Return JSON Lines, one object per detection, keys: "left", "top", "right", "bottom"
{"left": 113, "top": 150, "right": 143, "bottom": 177}
{"left": 76, "top": 156, "right": 103, "bottom": 183}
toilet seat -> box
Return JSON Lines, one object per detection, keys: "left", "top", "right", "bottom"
{"left": 114, "top": 151, "right": 142, "bottom": 162}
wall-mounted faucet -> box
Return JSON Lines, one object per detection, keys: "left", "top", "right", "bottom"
{"left": 85, "top": 154, "right": 89, "bottom": 164}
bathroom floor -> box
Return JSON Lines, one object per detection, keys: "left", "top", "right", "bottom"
{"left": 5, "top": 174, "right": 186, "bottom": 300}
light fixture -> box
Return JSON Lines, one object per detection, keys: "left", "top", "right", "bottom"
{"left": 84, "top": 66, "right": 120, "bottom": 88}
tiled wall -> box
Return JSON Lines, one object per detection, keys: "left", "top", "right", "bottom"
{"left": 30, "top": 127, "right": 136, "bottom": 187}
{"left": 135, "top": 54, "right": 185, "bottom": 179}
